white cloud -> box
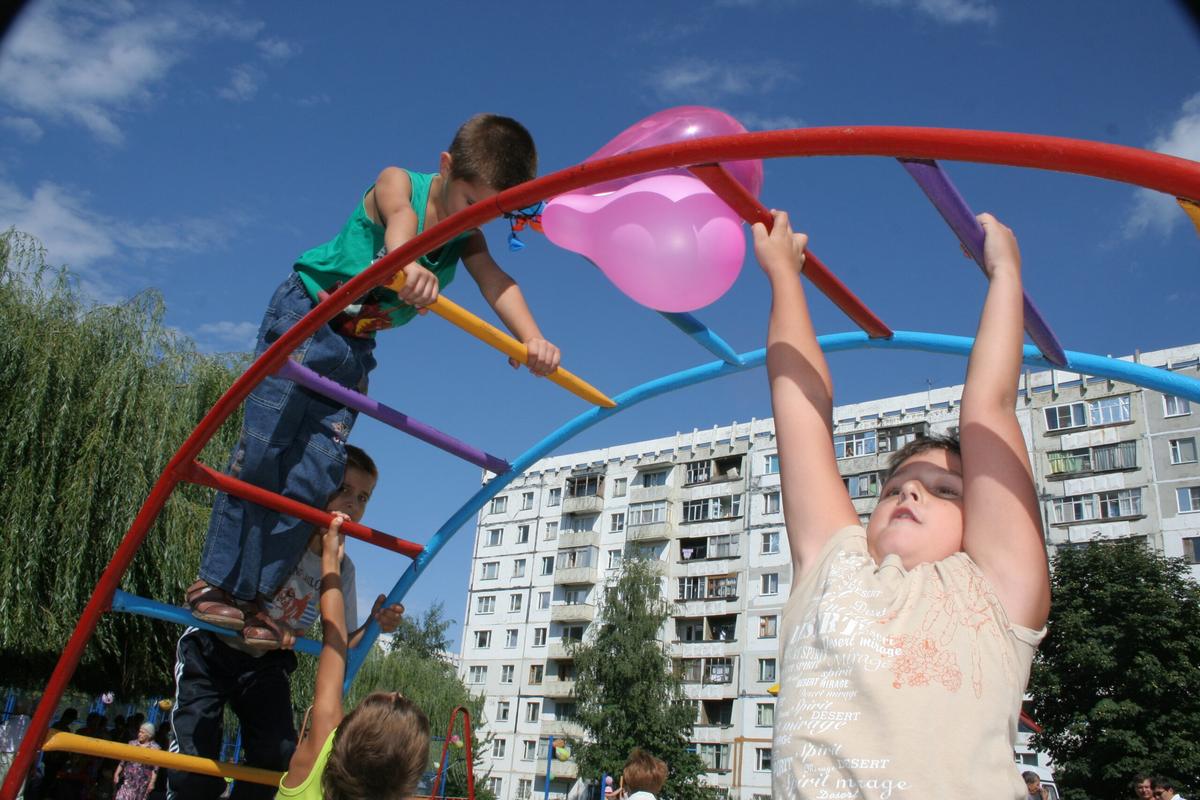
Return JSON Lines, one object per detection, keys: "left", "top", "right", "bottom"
{"left": 0, "top": 116, "right": 44, "bottom": 141}
{"left": 257, "top": 37, "right": 299, "bottom": 62}
{"left": 731, "top": 111, "right": 807, "bottom": 131}
{"left": 0, "top": 1, "right": 264, "bottom": 143}
{"left": 646, "top": 59, "right": 798, "bottom": 103}
{"left": 194, "top": 320, "right": 257, "bottom": 352}
{"left": 1126, "top": 91, "right": 1200, "bottom": 239}
{"left": 218, "top": 63, "right": 265, "bottom": 102}
{"left": 863, "top": 0, "right": 997, "bottom": 25}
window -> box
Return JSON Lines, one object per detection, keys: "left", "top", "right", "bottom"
{"left": 1170, "top": 438, "right": 1198, "bottom": 465}
{"left": 678, "top": 658, "right": 702, "bottom": 682}
{"left": 843, "top": 472, "right": 880, "bottom": 498}
{"left": 513, "top": 558, "right": 527, "bottom": 578}
{"left": 607, "top": 548, "right": 623, "bottom": 569}
{"left": 562, "top": 624, "right": 585, "bottom": 642}
{"left": 533, "top": 627, "right": 547, "bottom": 647}
{"left": 477, "top": 595, "right": 495, "bottom": 614}
{"left": 518, "top": 779, "right": 533, "bottom": 799}
{"left": 710, "top": 533, "right": 739, "bottom": 558}
{"left": 522, "top": 741, "right": 537, "bottom": 761}
{"left": 481, "top": 561, "right": 499, "bottom": 580}
{"left": 705, "top": 658, "right": 733, "bottom": 684}
{"left": 760, "top": 573, "right": 779, "bottom": 596}
{"left": 629, "top": 500, "right": 668, "bottom": 526}
{"left": 1178, "top": 486, "right": 1200, "bottom": 514}
{"left": 756, "top": 702, "right": 774, "bottom": 727}
{"left": 764, "top": 453, "right": 780, "bottom": 474}
{"left": 764, "top": 491, "right": 781, "bottom": 515}
{"left": 565, "top": 513, "right": 597, "bottom": 533}
{"left": 640, "top": 468, "right": 669, "bottom": 487}
{"left": 475, "top": 630, "right": 491, "bottom": 648}
{"left": 485, "top": 528, "right": 503, "bottom": 547}
{"left": 761, "top": 531, "right": 780, "bottom": 555}
{"left": 501, "top": 664, "right": 514, "bottom": 684}
{"left": 529, "top": 664, "right": 544, "bottom": 684}
{"left": 489, "top": 496, "right": 508, "bottom": 514}
{"left": 492, "top": 739, "right": 507, "bottom": 759}
{"left": 834, "top": 430, "right": 876, "bottom": 459}
{"left": 556, "top": 547, "right": 596, "bottom": 570}
{"left": 564, "top": 587, "right": 586, "bottom": 605}
{"left": 698, "top": 743, "right": 730, "bottom": 771}
{"left": 880, "top": 423, "right": 925, "bottom": 453}
{"left": 1090, "top": 395, "right": 1132, "bottom": 425}
{"left": 468, "top": 665, "right": 487, "bottom": 684}
{"left": 683, "top": 495, "right": 742, "bottom": 522}
{"left": 556, "top": 702, "right": 577, "bottom": 721}
{"left": 759, "top": 615, "right": 778, "bottom": 638}
{"left": 537, "top": 591, "right": 551, "bottom": 609}
{"left": 521, "top": 491, "right": 534, "bottom": 510}
{"left": 1052, "top": 489, "right": 1143, "bottom": 522}
{"left": 1165, "top": 395, "right": 1192, "bottom": 417}
{"left": 1045, "top": 402, "right": 1088, "bottom": 431}
{"left": 1049, "top": 442, "right": 1138, "bottom": 475}
{"left": 540, "top": 556, "right": 554, "bottom": 575}
{"left": 496, "top": 701, "right": 510, "bottom": 721}
{"left": 755, "top": 748, "right": 772, "bottom": 772}
{"left": 510, "top": 594, "right": 523, "bottom": 613}
{"left": 759, "top": 658, "right": 776, "bottom": 682}
{"left": 525, "top": 701, "right": 540, "bottom": 722}
{"left": 517, "top": 524, "right": 530, "bottom": 544}
{"left": 548, "top": 487, "right": 562, "bottom": 507}
{"left": 613, "top": 477, "right": 628, "bottom": 497}
{"left": 1183, "top": 536, "right": 1200, "bottom": 564}
{"left": 544, "top": 520, "right": 558, "bottom": 540}
{"left": 685, "top": 460, "right": 712, "bottom": 485}
{"left": 488, "top": 778, "right": 503, "bottom": 796}
{"left": 505, "top": 629, "right": 519, "bottom": 648}
{"left": 567, "top": 473, "right": 603, "bottom": 498}
{"left": 1098, "top": 489, "right": 1142, "bottom": 519}
{"left": 610, "top": 512, "right": 625, "bottom": 532}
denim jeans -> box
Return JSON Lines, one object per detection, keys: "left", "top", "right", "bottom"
{"left": 198, "top": 274, "right": 377, "bottom": 600}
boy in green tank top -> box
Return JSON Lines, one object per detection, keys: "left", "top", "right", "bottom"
{"left": 187, "top": 114, "right": 558, "bottom": 653}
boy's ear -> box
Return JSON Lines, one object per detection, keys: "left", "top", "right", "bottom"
{"left": 439, "top": 151, "right": 452, "bottom": 179}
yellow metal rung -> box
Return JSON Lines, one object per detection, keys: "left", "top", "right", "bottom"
{"left": 41, "top": 731, "right": 281, "bottom": 788}
{"left": 1179, "top": 197, "right": 1200, "bottom": 239}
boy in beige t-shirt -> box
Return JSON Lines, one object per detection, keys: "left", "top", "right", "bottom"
{"left": 754, "top": 210, "right": 1050, "bottom": 798}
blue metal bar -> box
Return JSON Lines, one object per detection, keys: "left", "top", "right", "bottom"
{"left": 657, "top": 312, "right": 744, "bottom": 365}
{"left": 110, "top": 590, "right": 321, "bottom": 657}
{"left": 338, "top": 330, "right": 1200, "bottom": 684}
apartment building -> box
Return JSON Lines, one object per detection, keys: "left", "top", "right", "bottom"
{"left": 458, "top": 343, "right": 1200, "bottom": 800}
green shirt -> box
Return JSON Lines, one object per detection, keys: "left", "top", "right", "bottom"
{"left": 293, "top": 170, "right": 472, "bottom": 335}
{"left": 275, "top": 728, "right": 336, "bottom": 799}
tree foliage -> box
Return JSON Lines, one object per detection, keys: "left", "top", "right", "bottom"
{"left": 0, "top": 229, "right": 245, "bottom": 693}
{"left": 1028, "top": 540, "right": 1200, "bottom": 800}
{"left": 570, "top": 559, "right": 713, "bottom": 800}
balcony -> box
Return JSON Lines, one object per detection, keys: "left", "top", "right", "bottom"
{"left": 1047, "top": 441, "right": 1139, "bottom": 480}
{"left": 541, "top": 677, "right": 577, "bottom": 698}
{"left": 541, "top": 719, "right": 585, "bottom": 738}
{"left": 629, "top": 484, "right": 673, "bottom": 503}
{"left": 548, "top": 642, "right": 577, "bottom": 661}
{"left": 627, "top": 522, "right": 672, "bottom": 542}
{"left": 558, "top": 530, "right": 599, "bottom": 549}
{"left": 563, "top": 494, "right": 604, "bottom": 514}
{"left": 550, "top": 760, "right": 579, "bottom": 780}
{"left": 554, "top": 565, "right": 599, "bottom": 585}
{"left": 550, "top": 603, "right": 596, "bottom": 623}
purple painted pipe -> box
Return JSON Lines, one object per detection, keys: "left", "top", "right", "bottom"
{"left": 899, "top": 158, "right": 1068, "bottom": 367}
{"left": 275, "top": 358, "right": 511, "bottom": 475}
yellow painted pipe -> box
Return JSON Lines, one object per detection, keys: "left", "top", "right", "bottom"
{"left": 41, "top": 732, "right": 281, "bottom": 787}
{"left": 1179, "top": 197, "right": 1200, "bottom": 239}
{"left": 385, "top": 275, "right": 615, "bottom": 408}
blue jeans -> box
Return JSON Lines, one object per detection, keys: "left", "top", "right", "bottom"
{"left": 199, "top": 274, "right": 377, "bottom": 601}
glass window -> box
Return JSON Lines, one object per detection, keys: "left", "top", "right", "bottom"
{"left": 537, "top": 591, "right": 551, "bottom": 609}
{"left": 522, "top": 741, "right": 536, "bottom": 761}
{"left": 760, "top": 573, "right": 779, "bottom": 595}
{"left": 525, "top": 701, "right": 540, "bottom": 722}
{"left": 476, "top": 595, "right": 495, "bottom": 614}
{"left": 607, "top": 549, "right": 623, "bottom": 569}
{"left": 496, "top": 701, "right": 510, "bottom": 721}
{"left": 475, "top": 630, "right": 491, "bottom": 648}
{"left": 518, "top": 779, "right": 533, "bottom": 798}
{"left": 755, "top": 748, "right": 772, "bottom": 771}
{"left": 629, "top": 500, "right": 667, "bottom": 526}
{"left": 468, "top": 665, "right": 486, "bottom": 684}
{"left": 1170, "top": 438, "right": 1198, "bottom": 465}
{"left": 1178, "top": 486, "right": 1200, "bottom": 513}
{"left": 1089, "top": 395, "right": 1131, "bottom": 426}
{"left": 489, "top": 496, "right": 508, "bottom": 514}
{"left": 761, "top": 531, "right": 780, "bottom": 554}
{"left": 833, "top": 430, "right": 876, "bottom": 459}
{"left": 613, "top": 477, "right": 628, "bottom": 497}
{"left": 685, "top": 460, "right": 712, "bottom": 485}
{"left": 764, "top": 491, "right": 781, "bottom": 515}
{"left": 548, "top": 487, "right": 562, "bottom": 507}
{"left": 759, "top": 658, "right": 776, "bottom": 682}
{"left": 516, "top": 524, "right": 530, "bottom": 544}
{"left": 529, "top": 664, "right": 544, "bottom": 684}
{"left": 505, "top": 629, "right": 518, "bottom": 648}
{"left": 640, "top": 468, "right": 669, "bottom": 487}
{"left": 533, "top": 627, "right": 547, "bottom": 646}
{"left": 1044, "top": 402, "right": 1088, "bottom": 431}
{"left": 759, "top": 615, "right": 778, "bottom": 638}
{"left": 521, "top": 491, "right": 534, "bottom": 510}
{"left": 756, "top": 703, "right": 774, "bottom": 727}
{"left": 501, "top": 665, "right": 514, "bottom": 684}
{"left": 486, "top": 528, "right": 503, "bottom": 547}
{"left": 764, "top": 454, "right": 780, "bottom": 474}
{"left": 541, "top": 556, "right": 554, "bottom": 575}
{"left": 481, "top": 562, "right": 499, "bottom": 580}
{"left": 544, "top": 520, "right": 558, "bottom": 540}
{"left": 509, "top": 594, "right": 523, "bottom": 612}
{"left": 1183, "top": 536, "right": 1200, "bottom": 565}
{"left": 1165, "top": 395, "right": 1192, "bottom": 417}
{"left": 513, "top": 558, "right": 526, "bottom": 578}
{"left": 610, "top": 512, "right": 626, "bottom": 532}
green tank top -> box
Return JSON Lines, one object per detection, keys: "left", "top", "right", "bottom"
{"left": 293, "top": 170, "right": 472, "bottom": 334}
{"left": 275, "top": 728, "right": 336, "bottom": 799}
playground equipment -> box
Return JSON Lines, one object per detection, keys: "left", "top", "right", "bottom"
{"left": 4, "top": 120, "right": 1199, "bottom": 799}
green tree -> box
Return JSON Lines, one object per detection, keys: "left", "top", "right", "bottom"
{"left": 389, "top": 601, "right": 454, "bottom": 661}
{"left": 570, "top": 559, "right": 713, "bottom": 800}
{"left": 1028, "top": 540, "right": 1200, "bottom": 799}
{"left": 0, "top": 230, "right": 245, "bottom": 693}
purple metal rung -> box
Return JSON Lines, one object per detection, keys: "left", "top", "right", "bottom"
{"left": 275, "top": 359, "right": 511, "bottom": 474}
{"left": 899, "top": 158, "right": 1068, "bottom": 367}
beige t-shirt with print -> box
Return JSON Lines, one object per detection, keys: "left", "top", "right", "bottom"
{"left": 772, "top": 526, "right": 1045, "bottom": 799}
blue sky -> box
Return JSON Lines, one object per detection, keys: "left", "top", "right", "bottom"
{"left": 1, "top": 0, "right": 1197, "bottom": 649}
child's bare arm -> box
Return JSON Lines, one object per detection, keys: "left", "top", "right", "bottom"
{"left": 461, "top": 234, "right": 561, "bottom": 377}
{"left": 279, "top": 515, "right": 350, "bottom": 789}
{"left": 370, "top": 167, "right": 440, "bottom": 309}
{"left": 756, "top": 211, "right": 859, "bottom": 579}
{"left": 959, "top": 214, "right": 1050, "bottom": 630}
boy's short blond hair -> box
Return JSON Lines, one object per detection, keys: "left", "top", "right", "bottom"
{"left": 322, "top": 692, "right": 430, "bottom": 800}
{"left": 448, "top": 114, "right": 537, "bottom": 191}
{"left": 622, "top": 747, "right": 668, "bottom": 795}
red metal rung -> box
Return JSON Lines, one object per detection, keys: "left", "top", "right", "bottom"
{"left": 182, "top": 461, "right": 424, "bottom": 559}
{"left": 688, "top": 163, "right": 893, "bottom": 339}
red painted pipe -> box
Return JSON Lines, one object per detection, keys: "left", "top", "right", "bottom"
{"left": 688, "top": 163, "right": 893, "bottom": 339}
{"left": 183, "top": 462, "right": 424, "bottom": 559}
{"left": 6, "top": 127, "right": 1197, "bottom": 799}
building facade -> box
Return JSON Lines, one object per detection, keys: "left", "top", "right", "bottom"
{"left": 458, "top": 343, "right": 1200, "bottom": 800}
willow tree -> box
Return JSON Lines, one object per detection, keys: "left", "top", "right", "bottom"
{"left": 0, "top": 229, "right": 245, "bottom": 693}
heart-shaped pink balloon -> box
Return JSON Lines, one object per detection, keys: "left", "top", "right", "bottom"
{"left": 583, "top": 106, "right": 763, "bottom": 198}
{"left": 542, "top": 174, "right": 744, "bottom": 312}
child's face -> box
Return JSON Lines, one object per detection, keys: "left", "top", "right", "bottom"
{"left": 443, "top": 175, "right": 497, "bottom": 218}
{"left": 866, "top": 448, "right": 964, "bottom": 569}
{"left": 325, "top": 465, "right": 376, "bottom": 524}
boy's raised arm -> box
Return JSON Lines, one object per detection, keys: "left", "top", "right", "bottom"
{"left": 371, "top": 166, "right": 440, "bottom": 309}
{"left": 756, "top": 211, "right": 859, "bottom": 579}
{"left": 959, "top": 214, "right": 1050, "bottom": 630}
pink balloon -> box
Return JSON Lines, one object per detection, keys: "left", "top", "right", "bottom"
{"left": 542, "top": 174, "right": 744, "bottom": 313}
{"left": 584, "top": 106, "right": 763, "bottom": 198}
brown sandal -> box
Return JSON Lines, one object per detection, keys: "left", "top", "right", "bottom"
{"left": 186, "top": 580, "right": 245, "bottom": 631}
{"left": 240, "top": 608, "right": 287, "bottom": 650}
